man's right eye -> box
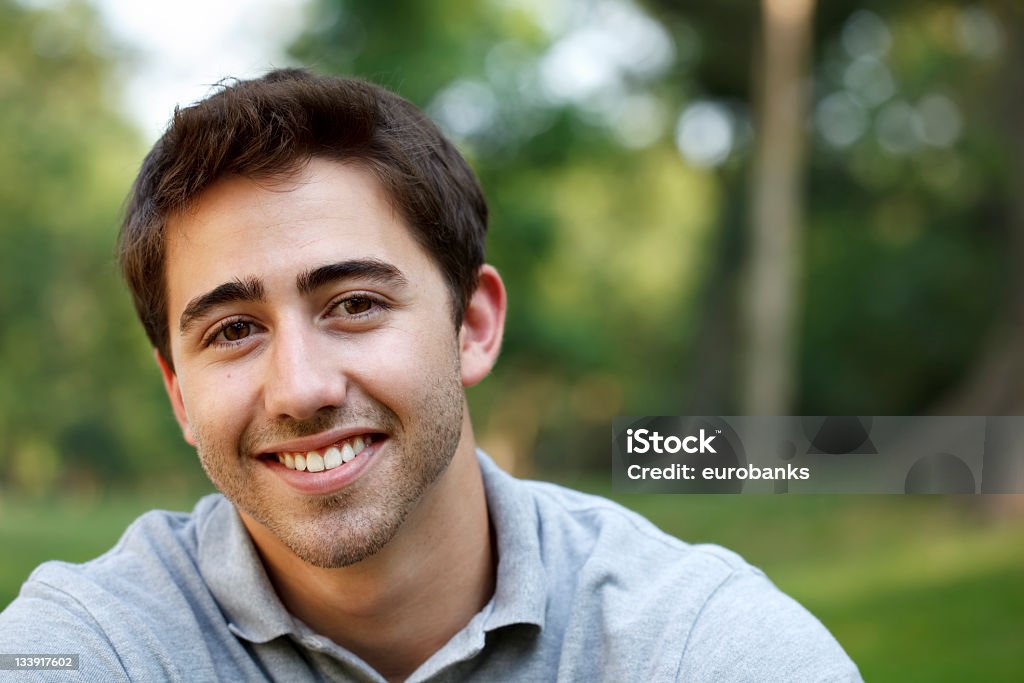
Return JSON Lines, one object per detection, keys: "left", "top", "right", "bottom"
{"left": 341, "top": 297, "right": 373, "bottom": 315}
{"left": 204, "top": 318, "right": 258, "bottom": 347}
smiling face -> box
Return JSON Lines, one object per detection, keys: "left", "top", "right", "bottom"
{"left": 160, "top": 159, "right": 476, "bottom": 568}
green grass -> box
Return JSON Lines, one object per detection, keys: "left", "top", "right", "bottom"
{"left": 2, "top": 483, "right": 1022, "bottom": 681}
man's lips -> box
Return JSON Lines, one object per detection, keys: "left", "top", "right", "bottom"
{"left": 270, "top": 433, "right": 381, "bottom": 473}
{"left": 257, "top": 426, "right": 388, "bottom": 458}
{"left": 260, "top": 436, "right": 383, "bottom": 495}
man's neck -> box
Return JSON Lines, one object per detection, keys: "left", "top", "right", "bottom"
{"left": 241, "top": 445, "right": 495, "bottom": 681}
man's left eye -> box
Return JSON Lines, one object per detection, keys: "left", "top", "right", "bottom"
{"left": 341, "top": 297, "right": 373, "bottom": 315}
{"left": 222, "top": 320, "right": 252, "bottom": 341}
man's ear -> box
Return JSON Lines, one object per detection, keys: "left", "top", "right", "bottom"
{"left": 459, "top": 264, "right": 507, "bottom": 387}
{"left": 156, "top": 350, "right": 196, "bottom": 446}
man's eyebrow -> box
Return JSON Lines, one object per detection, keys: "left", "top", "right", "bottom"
{"left": 179, "top": 277, "right": 266, "bottom": 334}
{"left": 296, "top": 259, "right": 409, "bottom": 295}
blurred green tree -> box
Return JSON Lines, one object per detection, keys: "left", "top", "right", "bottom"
{"left": 0, "top": 0, "right": 195, "bottom": 494}
{"left": 3, "top": 0, "right": 1018, "bottom": 488}
{"left": 645, "top": 0, "right": 1017, "bottom": 417}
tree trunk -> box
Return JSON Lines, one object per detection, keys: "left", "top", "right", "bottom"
{"left": 742, "top": 0, "right": 816, "bottom": 414}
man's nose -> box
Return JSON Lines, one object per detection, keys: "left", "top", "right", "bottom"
{"left": 263, "top": 327, "right": 346, "bottom": 421}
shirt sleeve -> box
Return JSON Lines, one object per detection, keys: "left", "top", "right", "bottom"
{"left": 0, "top": 581, "right": 131, "bottom": 683}
{"left": 677, "top": 568, "right": 863, "bottom": 682}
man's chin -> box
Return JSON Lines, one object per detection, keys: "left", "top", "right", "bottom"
{"left": 244, "top": 500, "right": 412, "bottom": 569}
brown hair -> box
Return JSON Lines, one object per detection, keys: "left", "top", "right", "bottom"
{"left": 118, "top": 68, "right": 488, "bottom": 365}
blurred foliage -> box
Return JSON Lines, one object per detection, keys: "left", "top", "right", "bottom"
{"left": 0, "top": 0, "right": 1020, "bottom": 490}
{"left": 0, "top": 0, "right": 197, "bottom": 495}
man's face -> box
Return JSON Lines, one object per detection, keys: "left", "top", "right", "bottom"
{"left": 160, "top": 159, "right": 468, "bottom": 568}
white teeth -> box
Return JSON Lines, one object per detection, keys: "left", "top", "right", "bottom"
{"left": 278, "top": 435, "right": 376, "bottom": 473}
{"left": 324, "top": 446, "right": 342, "bottom": 469}
{"left": 306, "top": 452, "right": 325, "bottom": 472}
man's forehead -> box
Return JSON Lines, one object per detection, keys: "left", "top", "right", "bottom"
{"left": 162, "top": 159, "right": 438, "bottom": 314}
{"left": 169, "top": 164, "right": 402, "bottom": 255}
{"left": 166, "top": 164, "right": 387, "bottom": 241}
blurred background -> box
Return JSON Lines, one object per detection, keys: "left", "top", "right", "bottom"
{"left": 2, "top": 0, "right": 1023, "bottom": 678}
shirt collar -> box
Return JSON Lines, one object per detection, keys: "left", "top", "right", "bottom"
{"left": 196, "top": 449, "right": 547, "bottom": 644}
{"left": 196, "top": 495, "right": 297, "bottom": 644}
{"left": 476, "top": 450, "right": 547, "bottom": 632}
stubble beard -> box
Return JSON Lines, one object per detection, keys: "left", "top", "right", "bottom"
{"left": 194, "top": 368, "right": 465, "bottom": 569}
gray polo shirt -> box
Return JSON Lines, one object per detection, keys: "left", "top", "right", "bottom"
{"left": 0, "top": 453, "right": 861, "bottom": 681}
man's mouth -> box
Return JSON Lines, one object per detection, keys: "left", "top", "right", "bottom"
{"left": 271, "top": 434, "right": 379, "bottom": 473}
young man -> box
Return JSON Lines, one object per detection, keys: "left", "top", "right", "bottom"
{"left": 0, "top": 69, "right": 861, "bottom": 681}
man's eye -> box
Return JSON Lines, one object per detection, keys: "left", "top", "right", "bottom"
{"left": 342, "top": 298, "right": 373, "bottom": 315}
{"left": 221, "top": 321, "right": 252, "bottom": 342}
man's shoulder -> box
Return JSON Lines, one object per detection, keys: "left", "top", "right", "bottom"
{"left": 517, "top": 475, "right": 749, "bottom": 578}
{"left": 499, "top": 474, "right": 863, "bottom": 681}
{"left": 22, "top": 493, "right": 221, "bottom": 593}
{"left": 506, "top": 473, "right": 775, "bottom": 627}
{"left": 0, "top": 495, "right": 230, "bottom": 681}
